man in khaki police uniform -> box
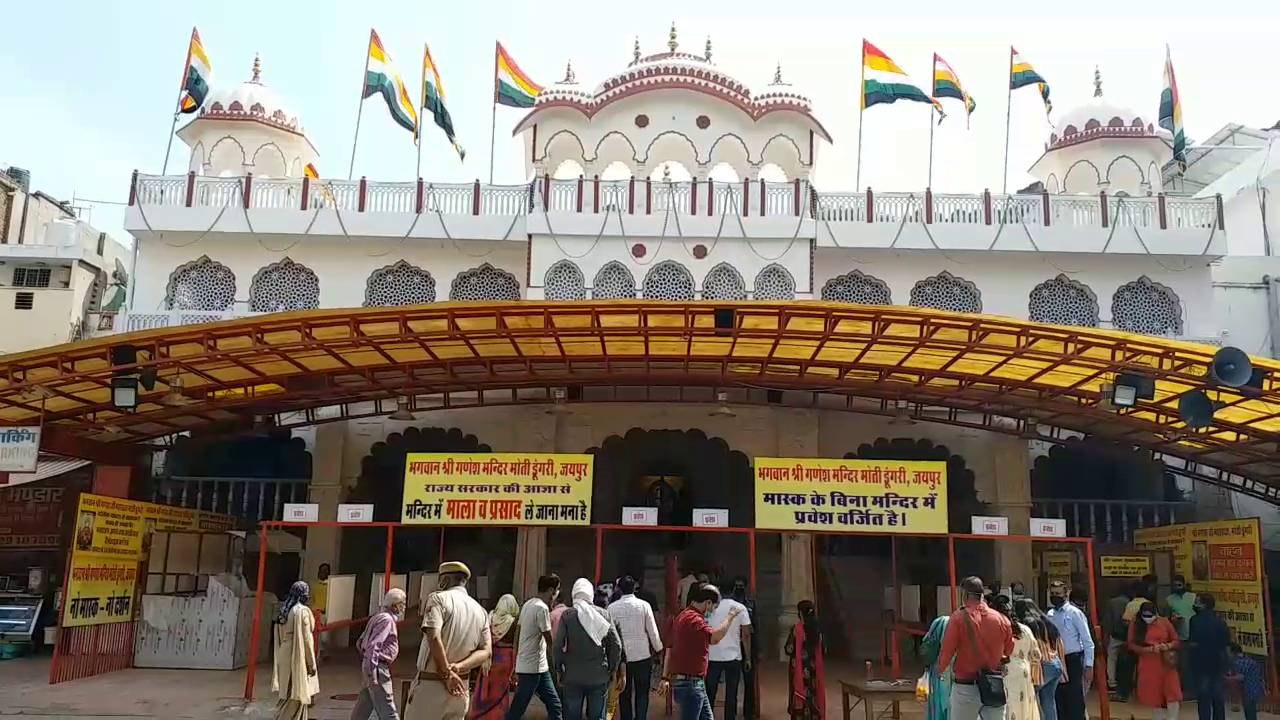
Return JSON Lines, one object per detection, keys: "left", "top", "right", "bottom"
{"left": 404, "top": 561, "right": 491, "bottom": 720}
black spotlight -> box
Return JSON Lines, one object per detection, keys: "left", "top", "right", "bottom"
{"left": 713, "top": 308, "right": 736, "bottom": 337}
{"left": 1178, "top": 389, "right": 1218, "bottom": 430}
{"left": 1210, "top": 346, "right": 1253, "bottom": 388}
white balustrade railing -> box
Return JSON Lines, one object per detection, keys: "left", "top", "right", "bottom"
{"left": 129, "top": 172, "right": 1225, "bottom": 230}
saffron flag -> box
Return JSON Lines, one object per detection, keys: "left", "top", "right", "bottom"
{"left": 362, "top": 30, "right": 419, "bottom": 136}
{"left": 862, "top": 40, "right": 941, "bottom": 113}
{"left": 303, "top": 163, "right": 319, "bottom": 179}
{"left": 421, "top": 44, "right": 465, "bottom": 161}
{"left": 1159, "top": 45, "right": 1187, "bottom": 175}
{"left": 932, "top": 53, "right": 976, "bottom": 126}
{"left": 494, "top": 42, "right": 543, "bottom": 108}
{"left": 1010, "top": 47, "right": 1052, "bottom": 117}
{"left": 178, "top": 28, "right": 212, "bottom": 114}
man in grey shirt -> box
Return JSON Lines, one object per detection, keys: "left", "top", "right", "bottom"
{"left": 552, "top": 578, "right": 622, "bottom": 720}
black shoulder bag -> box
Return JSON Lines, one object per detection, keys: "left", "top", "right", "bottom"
{"left": 960, "top": 610, "right": 1007, "bottom": 708}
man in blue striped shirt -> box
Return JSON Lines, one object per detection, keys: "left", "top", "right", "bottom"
{"left": 1047, "top": 581, "right": 1096, "bottom": 720}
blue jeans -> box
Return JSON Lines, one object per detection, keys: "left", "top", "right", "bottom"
{"left": 1039, "top": 661, "right": 1063, "bottom": 720}
{"left": 507, "top": 671, "right": 563, "bottom": 720}
{"left": 562, "top": 682, "right": 608, "bottom": 720}
{"left": 673, "top": 677, "right": 713, "bottom": 720}
{"left": 1195, "top": 674, "right": 1225, "bottom": 720}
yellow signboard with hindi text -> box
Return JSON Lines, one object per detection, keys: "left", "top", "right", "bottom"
{"left": 62, "top": 558, "right": 139, "bottom": 628}
{"left": 401, "top": 453, "right": 594, "bottom": 526}
{"left": 754, "top": 458, "right": 948, "bottom": 534}
{"left": 1100, "top": 555, "right": 1152, "bottom": 578}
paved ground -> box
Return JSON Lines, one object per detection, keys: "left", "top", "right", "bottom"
{"left": 1, "top": 652, "right": 1273, "bottom": 720}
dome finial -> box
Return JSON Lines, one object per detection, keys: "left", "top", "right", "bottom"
{"left": 633, "top": 36, "right": 641, "bottom": 63}
{"left": 251, "top": 53, "right": 261, "bottom": 84}
{"left": 704, "top": 36, "right": 712, "bottom": 62}
{"left": 563, "top": 60, "right": 576, "bottom": 85}
{"left": 668, "top": 22, "right": 678, "bottom": 52}
{"left": 1093, "top": 65, "right": 1102, "bottom": 98}
{"left": 770, "top": 62, "right": 786, "bottom": 86}
{"left": 662, "top": 164, "right": 671, "bottom": 181}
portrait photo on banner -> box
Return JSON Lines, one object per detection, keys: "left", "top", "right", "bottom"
{"left": 754, "top": 457, "right": 948, "bottom": 534}
{"left": 401, "top": 453, "right": 594, "bottom": 526}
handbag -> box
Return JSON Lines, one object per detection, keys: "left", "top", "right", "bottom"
{"left": 960, "top": 610, "right": 1008, "bottom": 708}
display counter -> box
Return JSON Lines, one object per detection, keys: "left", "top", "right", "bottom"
{"left": 0, "top": 593, "right": 44, "bottom": 653}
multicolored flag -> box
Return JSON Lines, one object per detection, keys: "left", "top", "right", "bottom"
{"left": 1159, "top": 45, "right": 1187, "bottom": 175}
{"left": 494, "top": 42, "right": 543, "bottom": 108}
{"left": 932, "top": 53, "right": 976, "bottom": 127}
{"left": 178, "top": 28, "right": 212, "bottom": 114}
{"left": 421, "top": 44, "right": 465, "bottom": 161}
{"left": 303, "top": 163, "right": 319, "bottom": 179}
{"left": 1010, "top": 47, "right": 1052, "bottom": 117}
{"left": 861, "top": 40, "right": 941, "bottom": 113}
{"left": 361, "top": 30, "right": 419, "bottom": 136}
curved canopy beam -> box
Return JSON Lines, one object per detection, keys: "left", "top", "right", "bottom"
{"left": 1, "top": 301, "right": 1277, "bottom": 495}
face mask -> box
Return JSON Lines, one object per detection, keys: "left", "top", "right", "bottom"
{"left": 1192, "top": 604, "right": 1204, "bottom": 612}
{"left": 1173, "top": 586, "right": 1185, "bottom": 594}
{"left": 1050, "top": 596, "right": 1066, "bottom": 607}
{"left": 732, "top": 586, "right": 746, "bottom": 600}
{"left": 1141, "top": 614, "right": 1156, "bottom": 624}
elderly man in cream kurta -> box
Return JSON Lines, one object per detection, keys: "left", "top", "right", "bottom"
{"left": 404, "top": 561, "right": 491, "bottom": 720}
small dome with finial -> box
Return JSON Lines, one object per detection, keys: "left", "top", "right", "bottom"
{"left": 563, "top": 61, "right": 576, "bottom": 85}
{"left": 704, "top": 36, "right": 712, "bottom": 62}
{"left": 538, "top": 58, "right": 591, "bottom": 103}
{"left": 1048, "top": 66, "right": 1155, "bottom": 150}
{"left": 668, "top": 22, "right": 678, "bottom": 52}
{"left": 770, "top": 62, "right": 787, "bottom": 86}
{"left": 633, "top": 36, "right": 641, "bottom": 64}
{"left": 195, "top": 53, "right": 304, "bottom": 134}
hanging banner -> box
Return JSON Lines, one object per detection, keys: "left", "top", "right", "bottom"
{"left": 1134, "top": 519, "right": 1268, "bottom": 654}
{"left": 1044, "top": 550, "right": 1073, "bottom": 582}
{"left": 72, "top": 493, "right": 234, "bottom": 562}
{"left": 754, "top": 458, "right": 948, "bottom": 533}
{"left": 401, "top": 453, "right": 594, "bottom": 526}
{"left": 0, "top": 426, "right": 41, "bottom": 473}
{"left": 61, "top": 558, "right": 138, "bottom": 628}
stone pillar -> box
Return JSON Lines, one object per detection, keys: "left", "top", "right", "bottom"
{"left": 511, "top": 407, "right": 559, "bottom": 600}
{"left": 776, "top": 409, "right": 819, "bottom": 659}
{"left": 302, "top": 422, "right": 347, "bottom": 583}
{"left": 989, "top": 436, "right": 1033, "bottom": 587}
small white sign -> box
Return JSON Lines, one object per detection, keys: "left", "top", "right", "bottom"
{"left": 692, "top": 508, "right": 729, "bottom": 528}
{"left": 0, "top": 426, "right": 41, "bottom": 473}
{"left": 337, "top": 503, "right": 375, "bottom": 523}
{"left": 283, "top": 503, "right": 319, "bottom": 522}
{"left": 621, "top": 507, "right": 657, "bottom": 526}
{"left": 971, "top": 515, "right": 1009, "bottom": 536}
{"left": 1030, "top": 517, "right": 1067, "bottom": 538}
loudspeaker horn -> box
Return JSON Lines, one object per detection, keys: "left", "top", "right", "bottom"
{"left": 1178, "top": 390, "right": 1217, "bottom": 430}
{"left": 1210, "top": 346, "right": 1253, "bottom": 388}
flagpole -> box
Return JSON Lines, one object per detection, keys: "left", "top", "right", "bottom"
{"left": 415, "top": 44, "right": 426, "bottom": 181}
{"left": 855, "top": 40, "right": 866, "bottom": 191}
{"left": 161, "top": 27, "right": 197, "bottom": 175}
{"left": 487, "top": 41, "right": 500, "bottom": 184}
{"left": 348, "top": 29, "right": 373, "bottom": 181}
{"left": 1001, "top": 46, "right": 1014, "bottom": 194}
{"left": 928, "top": 108, "right": 936, "bottom": 189}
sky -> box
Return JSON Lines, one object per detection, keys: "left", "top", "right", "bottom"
{"left": 1, "top": 2, "right": 1277, "bottom": 245}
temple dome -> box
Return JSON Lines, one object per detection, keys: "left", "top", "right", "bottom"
{"left": 1047, "top": 68, "right": 1155, "bottom": 150}
{"left": 197, "top": 55, "right": 304, "bottom": 135}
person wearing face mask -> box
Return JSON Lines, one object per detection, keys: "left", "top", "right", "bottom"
{"left": 1045, "top": 582, "right": 1094, "bottom": 720}
{"left": 729, "top": 579, "right": 760, "bottom": 720}
{"left": 1127, "top": 601, "right": 1182, "bottom": 720}
{"left": 659, "top": 583, "right": 742, "bottom": 720}
{"left": 1163, "top": 576, "right": 1196, "bottom": 696}
{"left": 405, "top": 562, "right": 492, "bottom": 720}
{"left": 1186, "top": 593, "right": 1229, "bottom": 720}
{"left": 936, "top": 576, "right": 1014, "bottom": 720}
{"left": 352, "top": 588, "right": 408, "bottom": 720}
{"left": 507, "top": 575, "right": 565, "bottom": 720}
{"left": 705, "top": 577, "right": 753, "bottom": 720}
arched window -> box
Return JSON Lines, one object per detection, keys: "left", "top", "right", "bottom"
{"left": 544, "top": 260, "right": 586, "bottom": 300}
{"left": 165, "top": 255, "right": 236, "bottom": 311}
{"left": 642, "top": 261, "right": 695, "bottom": 301}
{"left": 909, "top": 271, "right": 981, "bottom": 314}
{"left": 821, "top": 270, "right": 892, "bottom": 305}
{"left": 593, "top": 261, "right": 637, "bottom": 300}
{"left": 701, "top": 263, "right": 747, "bottom": 301}
{"left": 449, "top": 264, "right": 521, "bottom": 301}
{"left": 1028, "top": 274, "right": 1100, "bottom": 327}
{"left": 1112, "top": 276, "right": 1183, "bottom": 336}
{"left": 753, "top": 264, "right": 796, "bottom": 301}
{"left": 248, "top": 258, "right": 320, "bottom": 312}
{"left": 363, "top": 260, "right": 436, "bottom": 307}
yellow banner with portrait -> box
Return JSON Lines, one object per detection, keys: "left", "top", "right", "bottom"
{"left": 1133, "top": 519, "right": 1268, "bottom": 654}
{"left": 401, "top": 453, "right": 594, "bottom": 526}
{"left": 754, "top": 458, "right": 948, "bottom": 534}
{"left": 72, "top": 493, "right": 234, "bottom": 562}
{"left": 62, "top": 558, "right": 139, "bottom": 628}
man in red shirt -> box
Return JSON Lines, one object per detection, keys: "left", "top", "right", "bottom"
{"left": 658, "top": 583, "right": 742, "bottom": 720}
{"left": 937, "top": 576, "right": 1014, "bottom": 720}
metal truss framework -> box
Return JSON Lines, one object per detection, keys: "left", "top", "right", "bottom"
{"left": 1, "top": 302, "right": 1278, "bottom": 499}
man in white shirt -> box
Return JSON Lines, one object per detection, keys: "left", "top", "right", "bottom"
{"left": 705, "top": 584, "right": 752, "bottom": 720}
{"left": 506, "top": 574, "right": 564, "bottom": 720}
{"left": 607, "top": 575, "right": 663, "bottom": 720}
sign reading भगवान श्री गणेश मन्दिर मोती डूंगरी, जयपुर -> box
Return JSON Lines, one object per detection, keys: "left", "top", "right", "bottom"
{"left": 754, "top": 458, "right": 948, "bottom": 534}
{"left": 400, "top": 453, "right": 593, "bottom": 526}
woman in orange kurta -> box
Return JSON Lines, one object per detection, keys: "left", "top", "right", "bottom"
{"left": 1127, "top": 602, "right": 1182, "bottom": 720}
